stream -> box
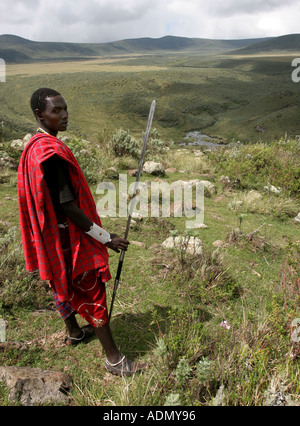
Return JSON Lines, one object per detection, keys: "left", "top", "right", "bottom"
{"left": 180, "top": 131, "right": 223, "bottom": 149}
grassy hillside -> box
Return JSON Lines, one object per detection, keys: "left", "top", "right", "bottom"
{"left": 1, "top": 50, "right": 299, "bottom": 143}
{"left": 234, "top": 34, "right": 300, "bottom": 55}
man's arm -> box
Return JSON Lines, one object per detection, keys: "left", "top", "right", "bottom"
{"left": 61, "top": 201, "right": 129, "bottom": 253}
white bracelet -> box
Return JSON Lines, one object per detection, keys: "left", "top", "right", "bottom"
{"left": 85, "top": 222, "right": 111, "bottom": 244}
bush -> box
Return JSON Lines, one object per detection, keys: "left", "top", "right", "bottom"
{"left": 109, "top": 128, "right": 173, "bottom": 161}
{"left": 109, "top": 129, "right": 140, "bottom": 159}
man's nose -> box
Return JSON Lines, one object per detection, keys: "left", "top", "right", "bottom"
{"left": 62, "top": 109, "right": 68, "bottom": 119}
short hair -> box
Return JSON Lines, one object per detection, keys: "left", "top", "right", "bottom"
{"left": 30, "top": 88, "right": 61, "bottom": 113}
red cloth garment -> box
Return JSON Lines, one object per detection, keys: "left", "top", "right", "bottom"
{"left": 51, "top": 227, "right": 109, "bottom": 327}
{"left": 18, "top": 133, "right": 111, "bottom": 303}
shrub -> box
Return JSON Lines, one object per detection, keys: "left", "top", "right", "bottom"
{"left": 109, "top": 129, "right": 140, "bottom": 159}
{"left": 109, "top": 128, "right": 173, "bottom": 161}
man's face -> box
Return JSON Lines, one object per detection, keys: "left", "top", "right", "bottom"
{"left": 37, "top": 95, "right": 69, "bottom": 134}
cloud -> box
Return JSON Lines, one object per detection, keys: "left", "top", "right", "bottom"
{"left": 0, "top": 0, "right": 299, "bottom": 42}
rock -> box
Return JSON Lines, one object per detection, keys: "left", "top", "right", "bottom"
{"left": 165, "top": 167, "right": 177, "bottom": 174}
{"left": 213, "top": 240, "right": 224, "bottom": 248}
{"left": 23, "top": 134, "right": 32, "bottom": 144}
{"left": 131, "top": 212, "right": 143, "bottom": 221}
{"left": 127, "top": 169, "right": 138, "bottom": 177}
{"left": 131, "top": 241, "right": 146, "bottom": 249}
{"left": 294, "top": 213, "right": 300, "bottom": 224}
{"left": 0, "top": 342, "right": 28, "bottom": 352}
{"left": 162, "top": 236, "right": 203, "bottom": 256}
{"left": 193, "top": 223, "right": 208, "bottom": 229}
{"left": 10, "top": 139, "right": 24, "bottom": 149}
{"left": 0, "top": 366, "right": 72, "bottom": 406}
{"left": 143, "top": 161, "right": 165, "bottom": 176}
{"left": 130, "top": 219, "right": 137, "bottom": 228}
{"left": 199, "top": 180, "right": 216, "bottom": 195}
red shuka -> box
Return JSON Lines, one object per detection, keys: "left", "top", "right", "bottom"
{"left": 18, "top": 133, "right": 110, "bottom": 302}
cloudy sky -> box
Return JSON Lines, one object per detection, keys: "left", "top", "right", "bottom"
{"left": 0, "top": 0, "right": 299, "bottom": 43}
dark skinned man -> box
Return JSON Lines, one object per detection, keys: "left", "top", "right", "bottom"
{"left": 17, "top": 88, "right": 146, "bottom": 376}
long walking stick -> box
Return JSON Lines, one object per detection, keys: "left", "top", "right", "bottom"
{"left": 108, "top": 100, "right": 156, "bottom": 323}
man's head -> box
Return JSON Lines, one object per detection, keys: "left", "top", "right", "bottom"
{"left": 30, "top": 88, "right": 69, "bottom": 136}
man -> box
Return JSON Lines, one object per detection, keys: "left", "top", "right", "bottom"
{"left": 18, "top": 88, "right": 146, "bottom": 376}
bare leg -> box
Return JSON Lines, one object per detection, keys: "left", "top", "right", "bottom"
{"left": 95, "top": 324, "right": 122, "bottom": 364}
{"left": 64, "top": 312, "right": 84, "bottom": 339}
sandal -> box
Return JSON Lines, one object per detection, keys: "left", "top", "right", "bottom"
{"left": 105, "top": 355, "right": 148, "bottom": 377}
{"left": 65, "top": 325, "right": 95, "bottom": 346}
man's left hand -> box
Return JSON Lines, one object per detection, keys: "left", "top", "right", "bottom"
{"left": 105, "top": 234, "right": 129, "bottom": 253}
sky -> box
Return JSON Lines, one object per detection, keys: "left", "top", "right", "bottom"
{"left": 0, "top": 0, "right": 299, "bottom": 43}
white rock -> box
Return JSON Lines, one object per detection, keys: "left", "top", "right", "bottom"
{"left": 11, "top": 139, "right": 24, "bottom": 149}
{"left": 23, "top": 134, "right": 32, "bottom": 143}
{"left": 143, "top": 161, "right": 165, "bottom": 176}
{"left": 294, "top": 213, "right": 300, "bottom": 224}
{"left": 162, "top": 236, "right": 203, "bottom": 256}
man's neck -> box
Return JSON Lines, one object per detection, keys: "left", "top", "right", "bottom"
{"left": 37, "top": 125, "right": 58, "bottom": 137}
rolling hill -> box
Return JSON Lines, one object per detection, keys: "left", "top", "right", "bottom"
{"left": 0, "top": 34, "right": 270, "bottom": 63}
{"left": 233, "top": 33, "right": 300, "bottom": 55}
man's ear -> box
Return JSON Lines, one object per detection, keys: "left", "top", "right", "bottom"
{"left": 34, "top": 109, "right": 44, "bottom": 122}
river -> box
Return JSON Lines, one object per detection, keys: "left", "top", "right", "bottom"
{"left": 180, "top": 131, "right": 223, "bottom": 149}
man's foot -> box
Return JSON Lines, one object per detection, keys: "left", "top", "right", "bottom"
{"left": 65, "top": 325, "right": 95, "bottom": 346}
{"left": 105, "top": 355, "right": 148, "bottom": 377}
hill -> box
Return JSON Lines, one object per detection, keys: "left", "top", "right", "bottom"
{"left": 0, "top": 34, "right": 269, "bottom": 63}
{"left": 233, "top": 33, "right": 300, "bottom": 55}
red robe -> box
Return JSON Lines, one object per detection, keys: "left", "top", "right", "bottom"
{"left": 18, "top": 133, "right": 110, "bottom": 302}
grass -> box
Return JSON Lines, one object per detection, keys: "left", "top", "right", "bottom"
{"left": 0, "top": 128, "right": 299, "bottom": 405}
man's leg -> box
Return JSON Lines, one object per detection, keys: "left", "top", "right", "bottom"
{"left": 51, "top": 287, "right": 89, "bottom": 341}
{"left": 95, "top": 324, "right": 121, "bottom": 364}
{"left": 64, "top": 312, "right": 85, "bottom": 339}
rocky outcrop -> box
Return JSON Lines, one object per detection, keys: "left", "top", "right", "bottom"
{"left": 0, "top": 366, "right": 72, "bottom": 406}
